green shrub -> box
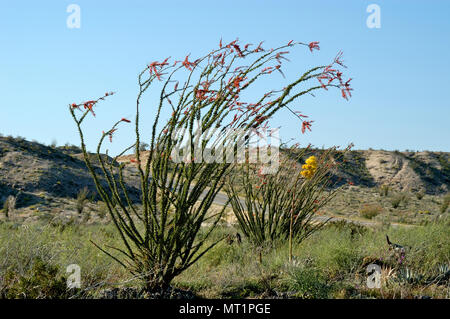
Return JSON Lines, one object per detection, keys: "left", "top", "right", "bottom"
{"left": 2, "top": 200, "right": 7, "bottom": 218}
{"left": 325, "top": 220, "right": 368, "bottom": 238}
{"left": 379, "top": 185, "right": 390, "bottom": 196}
{"left": 2, "top": 195, "right": 16, "bottom": 219}
{"left": 440, "top": 193, "right": 450, "bottom": 214}
{"left": 415, "top": 191, "right": 424, "bottom": 200}
{"left": 285, "top": 266, "right": 332, "bottom": 298}
{"left": 1, "top": 258, "right": 69, "bottom": 299}
{"left": 359, "top": 204, "right": 382, "bottom": 219}
{"left": 391, "top": 193, "right": 408, "bottom": 209}
{"left": 0, "top": 222, "right": 128, "bottom": 298}
{"left": 76, "top": 187, "right": 89, "bottom": 215}
{"left": 96, "top": 201, "right": 108, "bottom": 219}
{"left": 139, "top": 142, "right": 149, "bottom": 151}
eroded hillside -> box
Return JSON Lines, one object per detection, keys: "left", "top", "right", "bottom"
{"left": 0, "top": 135, "right": 448, "bottom": 210}
{"left": 0, "top": 135, "right": 141, "bottom": 207}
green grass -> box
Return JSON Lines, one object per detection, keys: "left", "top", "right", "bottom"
{"left": 175, "top": 218, "right": 450, "bottom": 298}
{"left": 321, "top": 186, "right": 446, "bottom": 226}
{"left": 0, "top": 216, "right": 448, "bottom": 299}
{"left": 0, "top": 221, "right": 128, "bottom": 298}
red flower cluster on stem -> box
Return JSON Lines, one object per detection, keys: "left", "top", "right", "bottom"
{"left": 308, "top": 41, "right": 320, "bottom": 52}
{"left": 316, "top": 51, "right": 353, "bottom": 100}
{"left": 182, "top": 55, "right": 195, "bottom": 71}
{"left": 70, "top": 92, "right": 115, "bottom": 117}
{"left": 301, "top": 120, "right": 314, "bottom": 134}
{"left": 148, "top": 58, "right": 169, "bottom": 80}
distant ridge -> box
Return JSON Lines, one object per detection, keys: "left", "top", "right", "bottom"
{"left": 116, "top": 148, "right": 449, "bottom": 195}
{"left": 0, "top": 135, "right": 448, "bottom": 206}
{"left": 0, "top": 135, "right": 141, "bottom": 205}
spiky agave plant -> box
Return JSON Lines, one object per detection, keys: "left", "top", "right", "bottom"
{"left": 69, "top": 39, "right": 352, "bottom": 291}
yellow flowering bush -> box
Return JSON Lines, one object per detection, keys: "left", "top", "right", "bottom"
{"left": 301, "top": 155, "right": 317, "bottom": 179}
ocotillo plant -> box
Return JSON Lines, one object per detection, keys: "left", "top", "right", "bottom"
{"left": 226, "top": 145, "right": 353, "bottom": 262}
{"left": 69, "top": 39, "right": 352, "bottom": 291}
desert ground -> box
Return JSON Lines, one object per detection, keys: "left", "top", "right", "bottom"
{"left": 0, "top": 135, "right": 449, "bottom": 298}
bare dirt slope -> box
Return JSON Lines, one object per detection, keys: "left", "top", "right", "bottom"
{"left": 364, "top": 150, "right": 449, "bottom": 194}
{"left": 0, "top": 135, "right": 141, "bottom": 207}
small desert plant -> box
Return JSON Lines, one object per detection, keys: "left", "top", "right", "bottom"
{"left": 96, "top": 201, "right": 108, "bottom": 219}
{"left": 395, "top": 267, "right": 425, "bottom": 285}
{"left": 440, "top": 193, "right": 450, "bottom": 214}
{"left": 76, "top": 187, "right": 90, "bottom": 215}
{"left": 415, "top": 190, "right": 424, "bottom": 200}
{"left": 391, "top": 193, "right": 408, "bottom": 209}
{"left": 69, "top": 39, "right": 352, "bottom": 291}
{"left": 81, "top": 210, "right": 91, "bottom": 223}
{"left": 391, "top": 196, "right": 401, "bottom": 209}
{"left": 50, "top": 139, "right": 57, "bottom": 148}
{"left": 2, "top": 200, "right": 8, "bottom": 218}
{"left": 359, "top": 204, "right": 382, "bottom": 219}
{"left": 139, "top": 142, "right": 149, "bottom": 151}
{"left": 2, "top": 195, "right": 16, "bottom": 220}
{"left": 285, "top": 266, "right": 332, "bottom": 298}
{"left": 379, "top": 185, "right": 390, "bottom": 196}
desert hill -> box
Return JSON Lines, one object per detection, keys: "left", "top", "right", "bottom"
{"left": 0, "top": 135, "right": 448, "bottom": 209}
{"left": 0, "top": 135, "right": 141, "bottom": 207}
{"left": 117, "top": 148, "right": 449, "bottom": 195}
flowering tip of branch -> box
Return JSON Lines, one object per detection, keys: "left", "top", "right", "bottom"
{"left": 261, "top": 67, "right": 273, "bottom": 74}
{"left": 182, "top": 55, "right": 195, "bottom": 71}
{"left": 226, "top": 39, "right": 238, "bottom": 49}
{"left": 232, "top": 44, "right": 244, "bottom": 57}
{"left": 334, "top": 51, "right": 346, "bottom": 67}
{"left": 244, "top": 43, "right": 253, "bottom": 50}
{"left": 254, "top": 41, "right": 264, "bottom": 52}
{"left": 83, "top": 101, "right": 96, "bottom": 117}
{"left": 294, "top": 111, "right": 308, "bottom": 118}
{"left": 308, "top": 41, "right": 320, "bottom": 52}
{"left": 108, "top": 128, "right": 117, "bottom": 143}
{"left": 301, "top": 120, "right": 314, "bottom": 134}
{"left": 148, "top": 58, "right": 170, "bottom": 80}
{"left": 341, "top": 78, "right": 353, "bottom": 100}
{"left": 121, "top": 118, "right": 131, "bottom": 123}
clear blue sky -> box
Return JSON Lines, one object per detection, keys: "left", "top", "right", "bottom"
{"left": 1, "top": 0, "right": 449, "bottom": 153}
